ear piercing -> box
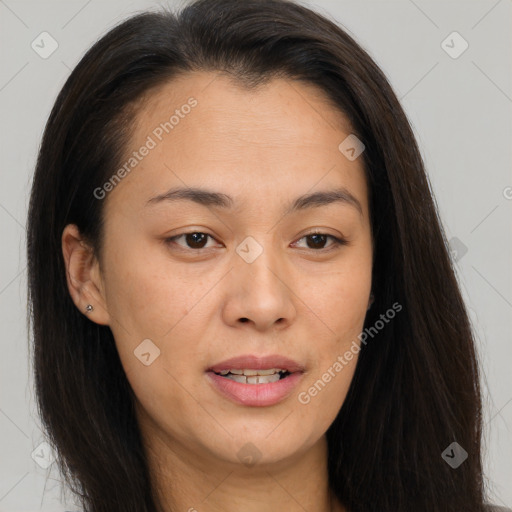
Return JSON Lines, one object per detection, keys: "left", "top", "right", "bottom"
{"left": 85, "top": 304, "right": 94, "bottom": 313}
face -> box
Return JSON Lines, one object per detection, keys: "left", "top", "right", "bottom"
{"left": 83, "top": 71, "right": 372, "bottom": 471}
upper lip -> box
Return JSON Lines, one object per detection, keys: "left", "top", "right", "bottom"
{"left": 207, "top": 354, "right": 305, "bottom": 373}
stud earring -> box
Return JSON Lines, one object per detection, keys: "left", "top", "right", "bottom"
{"left": 85, "top": 304, "right": 94, "bottom": 313}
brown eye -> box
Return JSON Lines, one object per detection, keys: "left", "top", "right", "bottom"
{"left": 293, "top": 232, "right": 348, "bottom": 251}
{"left": 166, "top": 232, "right": 217, "bottom": 250}
{"left": 306, "top": 234, "right": 329, "bottom": 249}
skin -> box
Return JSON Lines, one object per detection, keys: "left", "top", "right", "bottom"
{"left": 62, "top": 71, "right": 373, "bottom": 512}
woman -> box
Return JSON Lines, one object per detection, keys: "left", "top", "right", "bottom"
{"left": 27, "top": 0, "right": 505, "bottom": 511}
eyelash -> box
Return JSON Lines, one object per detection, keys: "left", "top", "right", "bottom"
{"left": 165, "top": 230, "right": 348, "bottom": 253}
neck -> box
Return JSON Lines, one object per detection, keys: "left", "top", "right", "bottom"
{"left": 139, "top": 415, "right": 345, "bottom": 512}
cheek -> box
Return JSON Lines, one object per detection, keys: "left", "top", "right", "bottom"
{"left": 100, "top": 250, "right": 198, "bottom": 400}
{"left": 294, "top": 354, "right": 357, "bottom": 441}
{"left": 301, "top": 263, "right": 371, "bottom": 341}
{"left": 102, "top": 243, "right": 192, "bottom": 337}
{"left": 126, "top": 357, "right": 214, "bottom": 451}
{"left": 294, "top": 261, "right": 368, "bottom": 423}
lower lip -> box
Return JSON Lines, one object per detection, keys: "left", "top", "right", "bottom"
{"left": 206, "top": 371, "right": 304, "bottom": 407}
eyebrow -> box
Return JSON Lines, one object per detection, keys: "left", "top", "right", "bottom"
{"left": 146, "top": 186, "right": 363, "bottom": 216}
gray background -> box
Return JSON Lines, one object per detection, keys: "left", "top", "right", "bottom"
{"left": 0, "top": 0, "right": 511, "bottom": 510}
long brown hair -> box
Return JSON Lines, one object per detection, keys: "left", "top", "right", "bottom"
{"left": 27, "top": 0, "right": 485, "bottom": 510}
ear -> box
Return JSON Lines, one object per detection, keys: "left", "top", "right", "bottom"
{"left": 61, "top": 224, "right": 110, "bottom": 325}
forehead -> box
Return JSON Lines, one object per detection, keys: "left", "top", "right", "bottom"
{"left": 105, "top": 71, "right": 368, "bottom": 218}
{"left": 137, "top": 70, "right": 354, "bottom": 145}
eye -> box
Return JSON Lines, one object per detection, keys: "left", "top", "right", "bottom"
{"left": 166, "top": 231, "right": 219, "bottom": 250}
{"left": 165, "top": 230, "right": 348, "bottom": 252}
{"left": 292, "top": 231, "right": 348, "bottom": 251}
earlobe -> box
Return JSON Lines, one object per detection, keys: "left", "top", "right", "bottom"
{"left": 61, "top": 224, "right": 110, "bottom": 326}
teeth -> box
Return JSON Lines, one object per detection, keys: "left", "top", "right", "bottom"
{"left": 228, "top": 374, "right": 247, "bottom": 383}
{"left": 225, "top": 373, "right": 282, "bottom": 384}
{"left": 242, "top": 368, "right": 283, "bottom": 376}
{"left": 217, "top": 368, "right": 284, "bottom": 376}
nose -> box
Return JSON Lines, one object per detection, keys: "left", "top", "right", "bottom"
{"left": 222, "top": 239, "right": 297, "bottom": 332}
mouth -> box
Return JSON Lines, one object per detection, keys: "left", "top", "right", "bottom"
{"left": 205, "top": 354, "right": 305, "bottom": 406}
{"left": 211, "top": 368, "right": 293, "bottom": 384}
